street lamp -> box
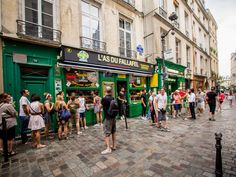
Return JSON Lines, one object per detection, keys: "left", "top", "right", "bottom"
{"left": 161, "top": 12, "right": 178, "bottom": 89}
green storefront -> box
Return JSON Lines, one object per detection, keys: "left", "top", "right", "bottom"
{"left": 156, "top": 57, "right": 186, "bottom": 94}
{"left": 2, "top": 39, "right": 62, "bottom": 134}
{"left": 58, "top": 46, "right": 154, "bottom": 121}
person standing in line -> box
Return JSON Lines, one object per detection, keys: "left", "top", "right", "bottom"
{"left": 149, "top": 91, "right": 156, "bottom": 125}
{"left": 0, "top": 93, "right": 18, "bottom": 155}
{"left": 28, "top": 94, "right": 46, "bottom": 148}
{"left": 218, "top": 90, "right": 225, "bottom": 112}
{"left": 93, "top": 92, "right": 103, "bottom": 126}
{"left": 77, "top": 92, "right": 88, "bottom": 130}
{"left": 206, "top": 87, "right": 218, "bottom": 121}
{"left": 196, "top": 88, "right": 205, "bottom": 116}
{"left": 155, "top": 89, "right": 169, "bottom": 131}
{"left": 117, "top": 87, "right": 127, "bottom": 121}
{"left": 19, "top": 89, "right": 30, "bottom": 144}
{"left": 173, "top": 90, "right": 181, "bottom": 118}
{"left": 101, "top": 86, "right": 117, "bottom": 154}
{"left": 67, "top": 92, "right": 81, "bottom": 135}
{"left": 141, "top": 89, "right": 147, "bottom": 120}
{"left": 55, "top": 91, "right": 69, "bottom": 140}
{"left": 189, "top": 88, "right": 196, "bottom": 120}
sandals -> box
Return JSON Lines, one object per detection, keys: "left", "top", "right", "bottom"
{"left": 36, "top": 144, "right": 46, "bottom": 149}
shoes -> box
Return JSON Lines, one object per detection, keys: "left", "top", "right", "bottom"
{"left": 101, "top": 148, "right": 112, "bottom": 155}
{"left": 8, "top": 151, "right": 17, "bottom": 156}
{"left": 94, "top": 124, "right": 99, "bottom": 127}
{"left": 84, "top": 126, "right": 88, "bottom": 129}
{"left": 163, "top": 128, "right": 171, "bottom": 132}
{"left": 37, "top": 144, "right": 46, "bottom": 149}
{"left": 77, "top": 131, "right": 82, "bottom": 135}
{"left": 121, "top": 116, "right": 124, "bottom": 120}
{"left": 110, "top": 146, "right": 116, "bottom": 151}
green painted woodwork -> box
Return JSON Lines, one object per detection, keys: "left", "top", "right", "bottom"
{"left": 2, "top": 40, "right": 61, "bottom": 134}
{"left": 128, "top": 102, "right": 142, "bottom": 117}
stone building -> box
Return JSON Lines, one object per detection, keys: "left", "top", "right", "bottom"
{"left": 231, "top": 52, "right": 236, "bottom": 87}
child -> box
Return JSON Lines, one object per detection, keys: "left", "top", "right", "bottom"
{"left": 77, "top": 92, "right": 88, "bottom": 130}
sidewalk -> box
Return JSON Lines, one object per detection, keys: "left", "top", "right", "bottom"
{"left": 0, "top": 102, "right": 236, "bottom": 177}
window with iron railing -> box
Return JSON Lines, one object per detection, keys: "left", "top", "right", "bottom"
{"left": 80, "top": 36, "right": 106, "bottom": 52}
{"left": 19, "top": 0, "right": 60, "bottom": 42}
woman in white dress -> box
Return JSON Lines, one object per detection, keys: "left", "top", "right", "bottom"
{"left": 28, "top": 94, "right": 46, "bottom": 148}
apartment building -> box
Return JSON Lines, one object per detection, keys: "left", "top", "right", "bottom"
{"left": 231, "top": 53, "right": 236, "bottom": 87}
{"left": 143, "top": 0, "right": 211, "bottom": 92}
{"left": 207, "top": 9, "right": 218, "bottom": 87}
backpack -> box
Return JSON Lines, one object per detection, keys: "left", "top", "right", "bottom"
{"left": 107, "top": 99, "right": 119, "bottom": 118}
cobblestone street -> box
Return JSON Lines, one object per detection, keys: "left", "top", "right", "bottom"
{"left": 1, "top": 103, "right": 236, "bottom": 177}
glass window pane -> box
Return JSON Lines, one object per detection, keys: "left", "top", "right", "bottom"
{"left": 119, "top": 30, "right": 125, "bottom": 46}
{"left": 81, "top": 1, "right": 89, "bottom": 13}
{"left": 91, "top": 19, "right": 99, "bottom": 30}
{"left": 42, "top": 14, "right": 53, "bottom": 27}
{"left": 91, "top": 28, "right": 99, "bottom": 40}
{"left": 125, "top": 21, "right": 131, "bottom": 31}
{"left": 25, "top": 0, "right": 38, "bottom": 10}
{"left": 82, "top": 15, "right": 90, "bottom": 27}
{"left": 82, "top": 26, "right": 90, "bottom": 38}
{"left": 119, "top": 19, "right": 124, "bottom": 28}
{"left": 42, "top": 0, "right": 53, "bottom": 15}
{"left": 25, "top": 8, "right": 38, "bottom": 23}
{"left": 90, "top": 6, "right": 99, "bottom": 18}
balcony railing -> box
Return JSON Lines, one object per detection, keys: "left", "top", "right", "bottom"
{"left": 16, "top": 20, "right": 61, "bottom": 43}
{"left": 80, "top": 36, "right": 106, "bottom": 53}
{"left": 159, "top": 7, "right": 167, "bottom": 18}
{"left": 119, "top": 47, "right": 137, "bottom": 59}
{"left": 122, "top": 0, "right": 135, "bottom": 7}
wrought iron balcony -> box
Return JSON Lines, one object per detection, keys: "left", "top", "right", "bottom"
{"left": 16, "top": 20, "right": 61, "bottom": 43}
{"left": 159, "top": 7, "right": 167, "bottom": 18}
{"left": 119, "top": 47, "right": 137, "bottom": 59}
{"left": 122, "top": 0, "right": 135, "bottom": 7}
{"left": 80, "top": 36, "right": 106, "bottom": 52}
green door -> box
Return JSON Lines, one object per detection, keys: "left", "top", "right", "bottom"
{"left": 22, "top": 79, "right": 48, "bottom": 101}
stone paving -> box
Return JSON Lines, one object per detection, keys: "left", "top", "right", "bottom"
{"left": 1, "top": 103, "right": 236, "bottom": 177}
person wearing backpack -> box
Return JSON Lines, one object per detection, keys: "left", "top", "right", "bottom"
{"left": 101, "top": 86, "right": 118, "bottom": 155}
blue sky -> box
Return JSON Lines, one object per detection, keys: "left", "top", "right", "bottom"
{"left": 205, "top": 0, "right": 236, "bottom": 76}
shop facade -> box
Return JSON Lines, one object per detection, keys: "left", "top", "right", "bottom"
{"left": 155, "top": 58, "right": 186, "bottom": 95}
{"left": 193, "top": 75, "right": 208, "bottom": 91}
{"left": 2, "top": 39, "right": 61, "bottom": 133}
{"left": 59, "top": 46, "right": 154, "bottom": 122}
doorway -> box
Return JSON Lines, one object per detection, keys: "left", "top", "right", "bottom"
{"left": 117, "top": 81, "right": 127, "bottom": 98}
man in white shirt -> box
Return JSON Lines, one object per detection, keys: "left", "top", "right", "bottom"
{"left": 188, "top": 88, "right": 196, "bottom": 119}
{"left": 155, "top": 89, "right": 169, "bottom": 132}
{"left": 19, "top": 89, "right": 30, "bottom": 144}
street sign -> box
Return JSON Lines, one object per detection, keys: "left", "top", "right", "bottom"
{"left": 136, "top": 45, "right": 144, "bottom": 54}
{"left": 164, "top": 49, "right": 173, "bottom": 60}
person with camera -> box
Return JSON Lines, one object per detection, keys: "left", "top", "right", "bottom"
{"left": 155, "top": 89, "right": 169, "bottom": 132}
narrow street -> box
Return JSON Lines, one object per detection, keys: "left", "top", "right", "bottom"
{"left": 1, "top": 102, "right": 236, "bottom": 177}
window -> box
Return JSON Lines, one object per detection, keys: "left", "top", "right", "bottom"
{"left": 176, "top": 38, "right": 181, "bottom": 64}
{"left": 119, "top": 18, "right": 132, "bottom": 58}
{"left": 185, "top": 12, "right": 189, "bottom": 35}
{"left": 81, "top": 1, "right": 100, "bottom": 49}
{"left": 174, "top": 4, "right": 180, "bottom": 28}
{"left": 24, "top": 0, "right": 54, "bottom": 40}
{"left": 186, "top": 45, "right": 190, "bottom": 67}
{"left": 160, "top": 28, "right": 169, "bottom": 50}
{"left": 159, "top": 0, "right": 166, "bottom": 10}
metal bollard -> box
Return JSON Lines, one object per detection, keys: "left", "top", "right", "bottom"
{"left": 215, "top": 133, "right": 222, "bottom": 177}
{"left": 2, "top": 117, "right": 8, "bottom": 162}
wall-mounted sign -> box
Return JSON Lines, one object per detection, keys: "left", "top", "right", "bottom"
{"left": 61, "top": 46, "right": 154, "bottom": 75}
{"left": 164, "top": 49, "right": 173, "bottom": 61}
{"left": 55, "top": 79, "right": 62, "bottom": 95}
{"left": 136, "top": 45, "right": 144, "bottom": 54}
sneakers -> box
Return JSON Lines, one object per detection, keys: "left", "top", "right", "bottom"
{"left": 101, "top": 148, "right": 112, "bottom": 155}
{"left": 94, "top": 124, "right": 100, "bottom": 127}
{"left": 121, "top": 116, "right": 124, "bottom": 120}
{"left": 84, "top": 126, "right": 88, "bottom": 129}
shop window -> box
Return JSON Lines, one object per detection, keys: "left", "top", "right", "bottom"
{"left": 129, "top": 76, "right": 146, "bottom": 88}
{"left": 130, "top": 90, "right": 142, "bottom": 101}
{"left": 66, "top": 70, "right": 98, "bottom": 88}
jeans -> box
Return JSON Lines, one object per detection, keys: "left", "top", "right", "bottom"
{"left": 19, "top": 116, "right": 29, "bottom": 144}
{"left": 142, "top": 104, "right": 146, "bottom": 117}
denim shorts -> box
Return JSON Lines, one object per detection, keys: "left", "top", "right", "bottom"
{"left": 79, "top": 112, "right": 85, "bottom": 119}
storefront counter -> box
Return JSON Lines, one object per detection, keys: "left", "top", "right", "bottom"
{"left": 128, "top": 102, "right": 142, "bottom": 118}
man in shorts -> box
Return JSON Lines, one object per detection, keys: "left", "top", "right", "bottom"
{"left": 101, "top": 86, "right": 116, "bottom": 154}
{"left": 155, "top": 89, "right": 169, "bottom": 132}
{"left": 196, "top": 88, "right": 205, "bottom": 116}
{"left": 206, "top": 87, "right": 218, "bottom": 121}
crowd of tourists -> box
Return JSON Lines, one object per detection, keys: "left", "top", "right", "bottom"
{"left": 0, "top": 86, "right": 235, "bottom": 156}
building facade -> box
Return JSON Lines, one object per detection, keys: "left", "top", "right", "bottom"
{"left": 207, "top": 9, "right": 219, "bottom": 87}
{"left": 231, "top": 52, "right": 236, "bottom": 87}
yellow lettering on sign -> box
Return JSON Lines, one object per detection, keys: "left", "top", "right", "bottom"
{"left": 118, "top": 74, "right": 126, "bottom": 79}
{"left": 140, "top": 64, "right": 149, "bottom": 70}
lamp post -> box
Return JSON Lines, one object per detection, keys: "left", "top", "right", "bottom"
{"left": 161, "top": 12, "right": 178, "bottom": 89}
